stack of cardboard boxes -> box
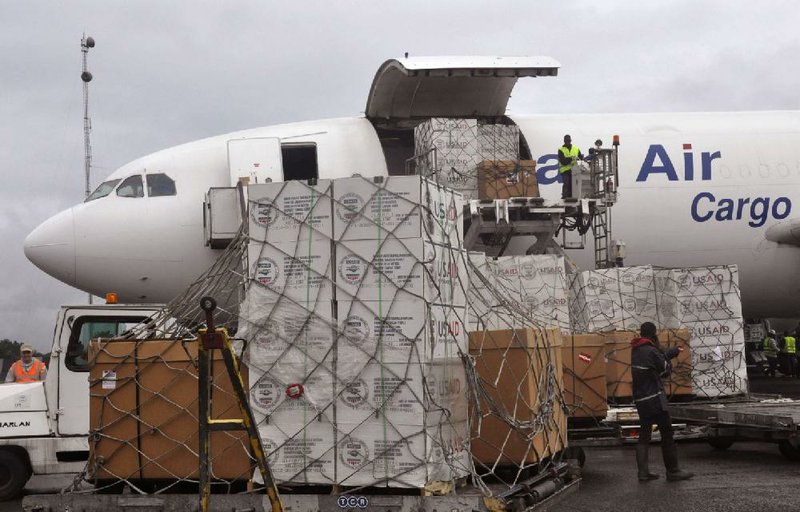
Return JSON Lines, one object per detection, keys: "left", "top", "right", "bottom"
{"left": 469, "top": 327, "right": 567, "bottom": 467}
{"left": 657, "top": 265, "right": 746, "bottom": 397}
{"left": 331, "top": 175, "right": 470, "bottom": 488}
{"left": 89, "top": 340, "right": 251, "bottom": 482}
{"left": 242, "top": 179, "right": 338, "bottom": 484}
{"left": 414, "top": 118, "right": 537, "bottom": 202}
{"left": 242, "top": 176, "right": 471, "bottom": 488}
{"left": 568, "top": 264, "right": 746, "bottom": 399}
{"left": 467, "top": 254, "right": 569, "bottom": 334}
{"left": 569, "top": 266, "right": 659, "bottom": 333}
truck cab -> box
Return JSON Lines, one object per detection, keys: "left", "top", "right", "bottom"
{"left": 0, "top": 304, "right": 160, "bottom": 499}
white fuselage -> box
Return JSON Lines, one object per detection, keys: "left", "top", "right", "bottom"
{"left": 24, "top": 111, "right": 800, "bottom": 319}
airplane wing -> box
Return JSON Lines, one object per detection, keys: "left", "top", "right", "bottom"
{"left": 365, "top": 56, "right": 559, "bottom": 122}
{"left": 765, "top": 219, "right": 800, "bottom": 246}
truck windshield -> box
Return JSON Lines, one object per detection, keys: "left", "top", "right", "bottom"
{"left": 85, "top": 179, "right": 121, "bottom": 202}
{"left": 66, "top": 316, "right": 149, "bottom": 371}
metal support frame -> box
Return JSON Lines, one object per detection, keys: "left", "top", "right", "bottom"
{"left": 464, "top": 197, "right": 566, "bottom": 257}
{"left": 197, "top": 296, "right": 284, "bottom": 512}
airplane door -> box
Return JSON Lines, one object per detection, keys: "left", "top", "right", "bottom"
{"left": 227, "top": 137, "right": 283, "bottom": 186}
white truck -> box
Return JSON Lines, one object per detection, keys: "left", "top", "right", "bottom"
{"left": 0, "top": 303, "right": 158, "bottom": 499}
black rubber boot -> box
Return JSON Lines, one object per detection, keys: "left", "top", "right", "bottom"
{"left": 636, "top": 444, "right": 659, "bottom": 482}
{"left": 662, "top": 437, "right": 694, "bottom": 481}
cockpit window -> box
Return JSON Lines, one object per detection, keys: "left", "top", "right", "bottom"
{"left": 116, "top": 175, "right": 144, "bottom": 198}
{"left": 85, "top": 179, "right": 121, "bottom": 202}
{"left": 146, "top": 173, "right": 177, "bottom": 197}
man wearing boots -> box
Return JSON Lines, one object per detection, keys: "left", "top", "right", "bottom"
{"left": 631, "top": 322, "right": 694, "bottom": 482}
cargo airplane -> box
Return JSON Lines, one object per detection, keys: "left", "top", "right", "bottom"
{"left": 24, "top": 57, "right": 800, "bottom": 320}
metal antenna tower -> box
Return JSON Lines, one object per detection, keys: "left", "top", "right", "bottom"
{"left": 81, "top": 34, "right": 95, "bottom": 200}
{"left": 81, "top": 34, "right": 95, "bottom": 304}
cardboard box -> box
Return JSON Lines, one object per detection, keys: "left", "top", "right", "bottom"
{"left": 477, "top": 160, "right": 539, "bottom": 199}
{"left": 336, "top": 299, "right": 428, "bottom": 366}
{"left": 478, "top": 125, "right": 520, "bottom": 161}
{"left": 688, "top": 351, "right": 748, "bottom": 398}
{"left": 248, "top": 179, "right": 333, "bottom": 243}
{"left": 561, "top": 334, "right": 608, "bottom": 418}
{"left": 239, "top": 299, "right": 335, "bottom": 367}
{"left": 89, "top": 340, "right": 250, "bottom": 481}
{"left": 249, "top": 364, "right": 335, "bottom": 427}
{"left": 247, "top": 240, "right": 333, "bottom": 303}
{"left": 334, "top": 239, "right": 467, "bottom": 306}
{"left": 681, "top": 319, "right": 747, "bottom": 397}
{"left": 258, "top": 419, "right": 336, "bottom": 485}
{"left": 468, "top": 328, "right": 567, "bottom": 466}
{"left": 604, "top": 331, "right": 636, "bottom": 400}
{"left": 519, "top": 255, "right": 570, "bottom": 333}
{"left": 604, "top": 329, "right": 695, "bottom": 401}
{"left": 335, "top": 420, "right": 469, "bottom": 488}
{"left": 337, "top": 300, "right": 468, "bottom": 365}
{"left": 662, "top": 329, "right": 693, "bottom": 396}
{"left": 428, "top": 304, "right": 468, "bottom": 360}
{"left": 332, "top": 175, "right": 464, "bottom": 246}
{"left": 336, "top": 360, "right": 468, "bottom": 427}
{"left": 571, "top": 266, "right": 659, "bottom": 333}
{"left": 414, "top": 119, "right": 482, "bottom": 202}
{"left": 654, "top": 265, "right": 742, "bottom": 326}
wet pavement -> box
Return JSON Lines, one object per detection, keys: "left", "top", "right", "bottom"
{"left": 552, "top": 373, "right": 800, "bottom": 512}
{"left": 550, "top": 441, "right": 800, "bottom": 512}
{"left": 8, "top": 373, "right": 800, "bottom": 511}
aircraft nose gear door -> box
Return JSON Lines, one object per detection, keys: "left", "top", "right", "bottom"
{"left": 227, "top": 137, "right": 283, "bottom": 186}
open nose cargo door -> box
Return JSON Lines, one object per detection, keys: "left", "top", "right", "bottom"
{"left": 365, "top": 56, "right": 560, "bottom": 122}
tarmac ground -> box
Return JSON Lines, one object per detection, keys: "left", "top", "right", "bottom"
{"left": 7, "top": 373, "right": 800, "bottom": 511}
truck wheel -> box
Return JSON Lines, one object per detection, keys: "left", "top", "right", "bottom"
{"left": 778, "top": 440, "right": 800, "bottom": 461}
{"left": 0, "top": 450, "right": 31, "bottom": 501}
{"left": 708, "top": 437, "right": 734, "bottom": 451}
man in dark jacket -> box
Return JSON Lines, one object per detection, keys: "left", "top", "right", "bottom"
{"left": 631, "top": 322, "right": 694, "bottom": 482}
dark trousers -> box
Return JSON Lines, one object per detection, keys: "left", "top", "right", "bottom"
{"left": 638, "top": 410, "right": 674, "bottom": 445}
{"left": 766, "top": 356, "right": 778, "bottom": 377}
{"left": 787, "top": 354, "right": 798, "bottom": 377}
{"left": 638, "top": 409, "right": 680, "bottom": 473}
{"left": 561, "top": 170, "right": 572, "bottom": 199}
{"left": 779, "top": 353, "right": 789, "bottom": 374}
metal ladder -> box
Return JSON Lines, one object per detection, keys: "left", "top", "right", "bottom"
{"left": 197, "top": 296, "right": 284, "bottom": 512}
{"left": 587, "top": 145, "right": 619, "bottom": 268}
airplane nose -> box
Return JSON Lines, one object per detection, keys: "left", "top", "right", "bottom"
{"left": 24, "top": 208, "right": 77, "bottom": 286}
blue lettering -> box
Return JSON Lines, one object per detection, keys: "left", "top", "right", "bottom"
{"left": 715, "top": 198, "right": 734, "bottom": 221}
{"left": 536, "top": 154, "right": 561, "bottom": 185}
{"left": 683, "top": 150, "right": 694, "bottom": 181}
{"left": 636, "top": 145, "right": 679, "bottom": 182}
{"left": 701, "top": 151, "right": 721, "bottom": 180}
{"left": 694, "top": 193, "right": 792, "bottom": 228}
{"left": 749, "top": 197, "right": 769, "bottom": 227}
{"left": 691, "top": 192, "right": 715, "bottom": 222}
{"left": 736, "top": 197, "right": 750, "bottom": 219}
{"left": 773, "top": 197, "right": 792, "bottom": 220}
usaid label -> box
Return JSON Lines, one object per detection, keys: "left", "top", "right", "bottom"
{"left": 338, "top": 436, "right": 369, "bottom": 469}
{"left": 535, "top": 143, "right": 792, "bottom": 228}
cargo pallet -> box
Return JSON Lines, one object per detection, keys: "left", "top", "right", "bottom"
{"left": 669, "top": 394, "right": 800, "bottom": 460}
{"left": 23, "top": 463, "right": 580, "bottom": 512}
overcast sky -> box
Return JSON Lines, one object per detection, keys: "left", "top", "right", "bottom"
{"left": 2, "top": 1, "right": 799, "bottom": 351}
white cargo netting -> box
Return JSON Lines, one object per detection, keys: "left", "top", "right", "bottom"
{"left": 568, "top": 264, "right": 747, "bottom": 400}
{"left": 76, "top": 164, "right": 748, "bottom": 500}
{"left": 78, "top": 173, "right": 568, "bottom": 500}
{"left": 411, "top": 118, "right": 537, "bottom": 202}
